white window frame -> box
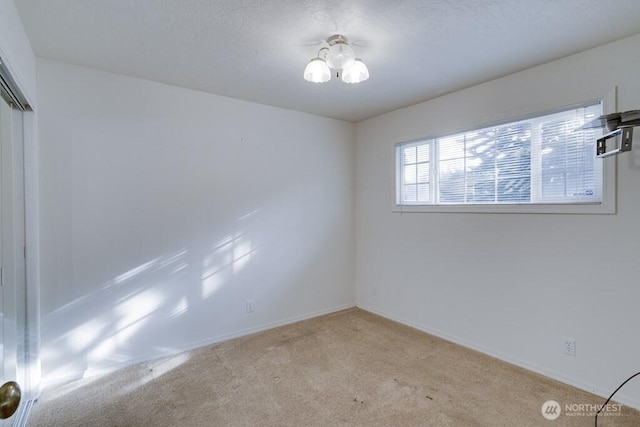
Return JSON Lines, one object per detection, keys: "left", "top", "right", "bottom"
{"left": 393, "top": 92, "right": 617, "bottom": 215}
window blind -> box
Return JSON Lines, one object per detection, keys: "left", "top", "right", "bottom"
{"left": 398, "top": 103, "right": 602, "bottom": 206}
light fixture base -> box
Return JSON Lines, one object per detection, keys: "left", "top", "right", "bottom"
{"left": 327, "top": 34, "right": 349, "bottom": 46}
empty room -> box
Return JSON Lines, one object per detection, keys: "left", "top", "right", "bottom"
{"left": 1, "top": 0, "right": 640, "bottom": 426}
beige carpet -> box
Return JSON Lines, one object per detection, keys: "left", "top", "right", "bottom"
{"left": 28, "top": 308, "right": 639, "bottom": 426}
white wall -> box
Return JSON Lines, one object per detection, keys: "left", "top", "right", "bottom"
{"left": 355, "top": 33, "right": 640, "bottom": 408}
{"left": 37, "top": 59, "right": 355, "bottom": 387}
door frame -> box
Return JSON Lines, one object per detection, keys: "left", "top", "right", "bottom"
{"left": 0, "top": 50, "right": 40, "bottom": 407}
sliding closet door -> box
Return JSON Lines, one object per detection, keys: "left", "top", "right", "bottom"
{"left": 0, "top": 93, "right": 26, "bottom": 423}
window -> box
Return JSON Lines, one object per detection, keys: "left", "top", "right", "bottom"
{"left": 396, "top": 102, "right": 608, "bottom": 212}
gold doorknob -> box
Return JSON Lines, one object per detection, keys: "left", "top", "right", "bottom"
{"left": 0, "top": 381, "right": 21, "bottom": 419}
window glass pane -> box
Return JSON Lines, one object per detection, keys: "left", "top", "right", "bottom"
{"left": 496, "top": 124, "right": 531, "bottom": 202}
{"left": 417, "top": 163, "right": 429, "bottom": 183}
{"left": 539, "top": 105, "right": 599, "bottom": 200}
{"left": 466, "top": 131, "right": 495, "bottom": 156}
{"left": 417, "top": 144, "right": 429, "bottom": 162}
{"left": 439, "top": 158, "right": 465, "bottom": 203}
{"left": 439, "top": 135, "right": 465, "bottom": 160}
{"left": 417, "top": 183, "right": 429, "bottom": 202}
{"left": 403, "top": 184, "right": 417, "bottom": 202}
{"left": 403, "top": 146, "right": 417, "bottom": 164}
{"left": 404, "top": 165, "right": 417, "bottom": 184}
{"left": 466, "top": 169, "right": 495, "bottom": 202}
{"left": 498, "top": 176, "right": 531, "bottom": 202}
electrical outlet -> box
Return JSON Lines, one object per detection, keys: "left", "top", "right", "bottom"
{"left": 245, "top": 300, "right": 254, "bottom": 313}
{"left": 563, "top": 338, "right": 576, "bottom": 356}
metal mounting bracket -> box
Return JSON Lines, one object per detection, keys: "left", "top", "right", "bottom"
{"left": 580, "top": 110, "right": 640, "bottom": 157}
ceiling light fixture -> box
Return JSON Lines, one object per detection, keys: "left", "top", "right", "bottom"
{"left": 303, "top": 35, "right": 369, "bottom": 84}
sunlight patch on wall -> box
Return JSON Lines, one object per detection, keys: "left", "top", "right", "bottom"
{"left": 156, "top": 249, "right": 188, "bottom": 270}
{"left": 42, "top": 249, "right": 193, "bottom": 390}
{"left": 169, "top": 296, "right": 190, "bottom": 319}
{"left": 39, "top": 347, "right": 67, "bottom": 383}
{"left": 201, "top": 272, "right": 224, "bottom": 300}
{"left": 201, "top": 232, "right": 257, "bottom": 299}
{"left": 85, "top": 289, "right": 167, "bottom": 364}
{"left": 87, "top": 337, "right": 117, "bottom": 365}
{"left": 171, "top": 263, "right": 189, "bottom": 274}
{"left": 236, "top": 208, "right": 261, "bottom": 222}
{"left": 232, "top": 240, "right": 254, "bottom": 273}
{"left": 116, "top": 290, "right": 164, "bottom": 330}
{"left": 86, "top": 320, "right": 147, "bottom": 365}
{"left": 67, "top": 319, "right": 109, "bottom": 351}
{"left": 114, "top": 258, "right": 160, "bottom": 284}
{"left": 113, "top": 248, "right": 188, "bottom": 286}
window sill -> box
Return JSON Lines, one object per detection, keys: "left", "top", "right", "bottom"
{"left": 392, "top": 202, "right": 615, "bottom": 215}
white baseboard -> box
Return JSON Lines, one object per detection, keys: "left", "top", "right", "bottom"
{"left": 356, "top": 303, "right": 640, "bottom": 411}
{"left": 183, "top": 302, "right": 357, "bottom": 352}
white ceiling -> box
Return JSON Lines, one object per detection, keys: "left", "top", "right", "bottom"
{"left": 14, "top": 0, "right": 640, "bottom": 122}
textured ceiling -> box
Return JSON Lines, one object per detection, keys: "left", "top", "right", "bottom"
{"left": 14, "top": 0, "right": 640, "bottom": 122}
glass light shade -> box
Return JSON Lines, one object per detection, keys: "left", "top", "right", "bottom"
{"left": 326, "top": 42, "right": 355, "bottom": 70}
{"left": 303, "top": 58, "right": 331, "bottom": 83}
{"left": 341, "top": 59, "right": 369, "bottom": 83}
